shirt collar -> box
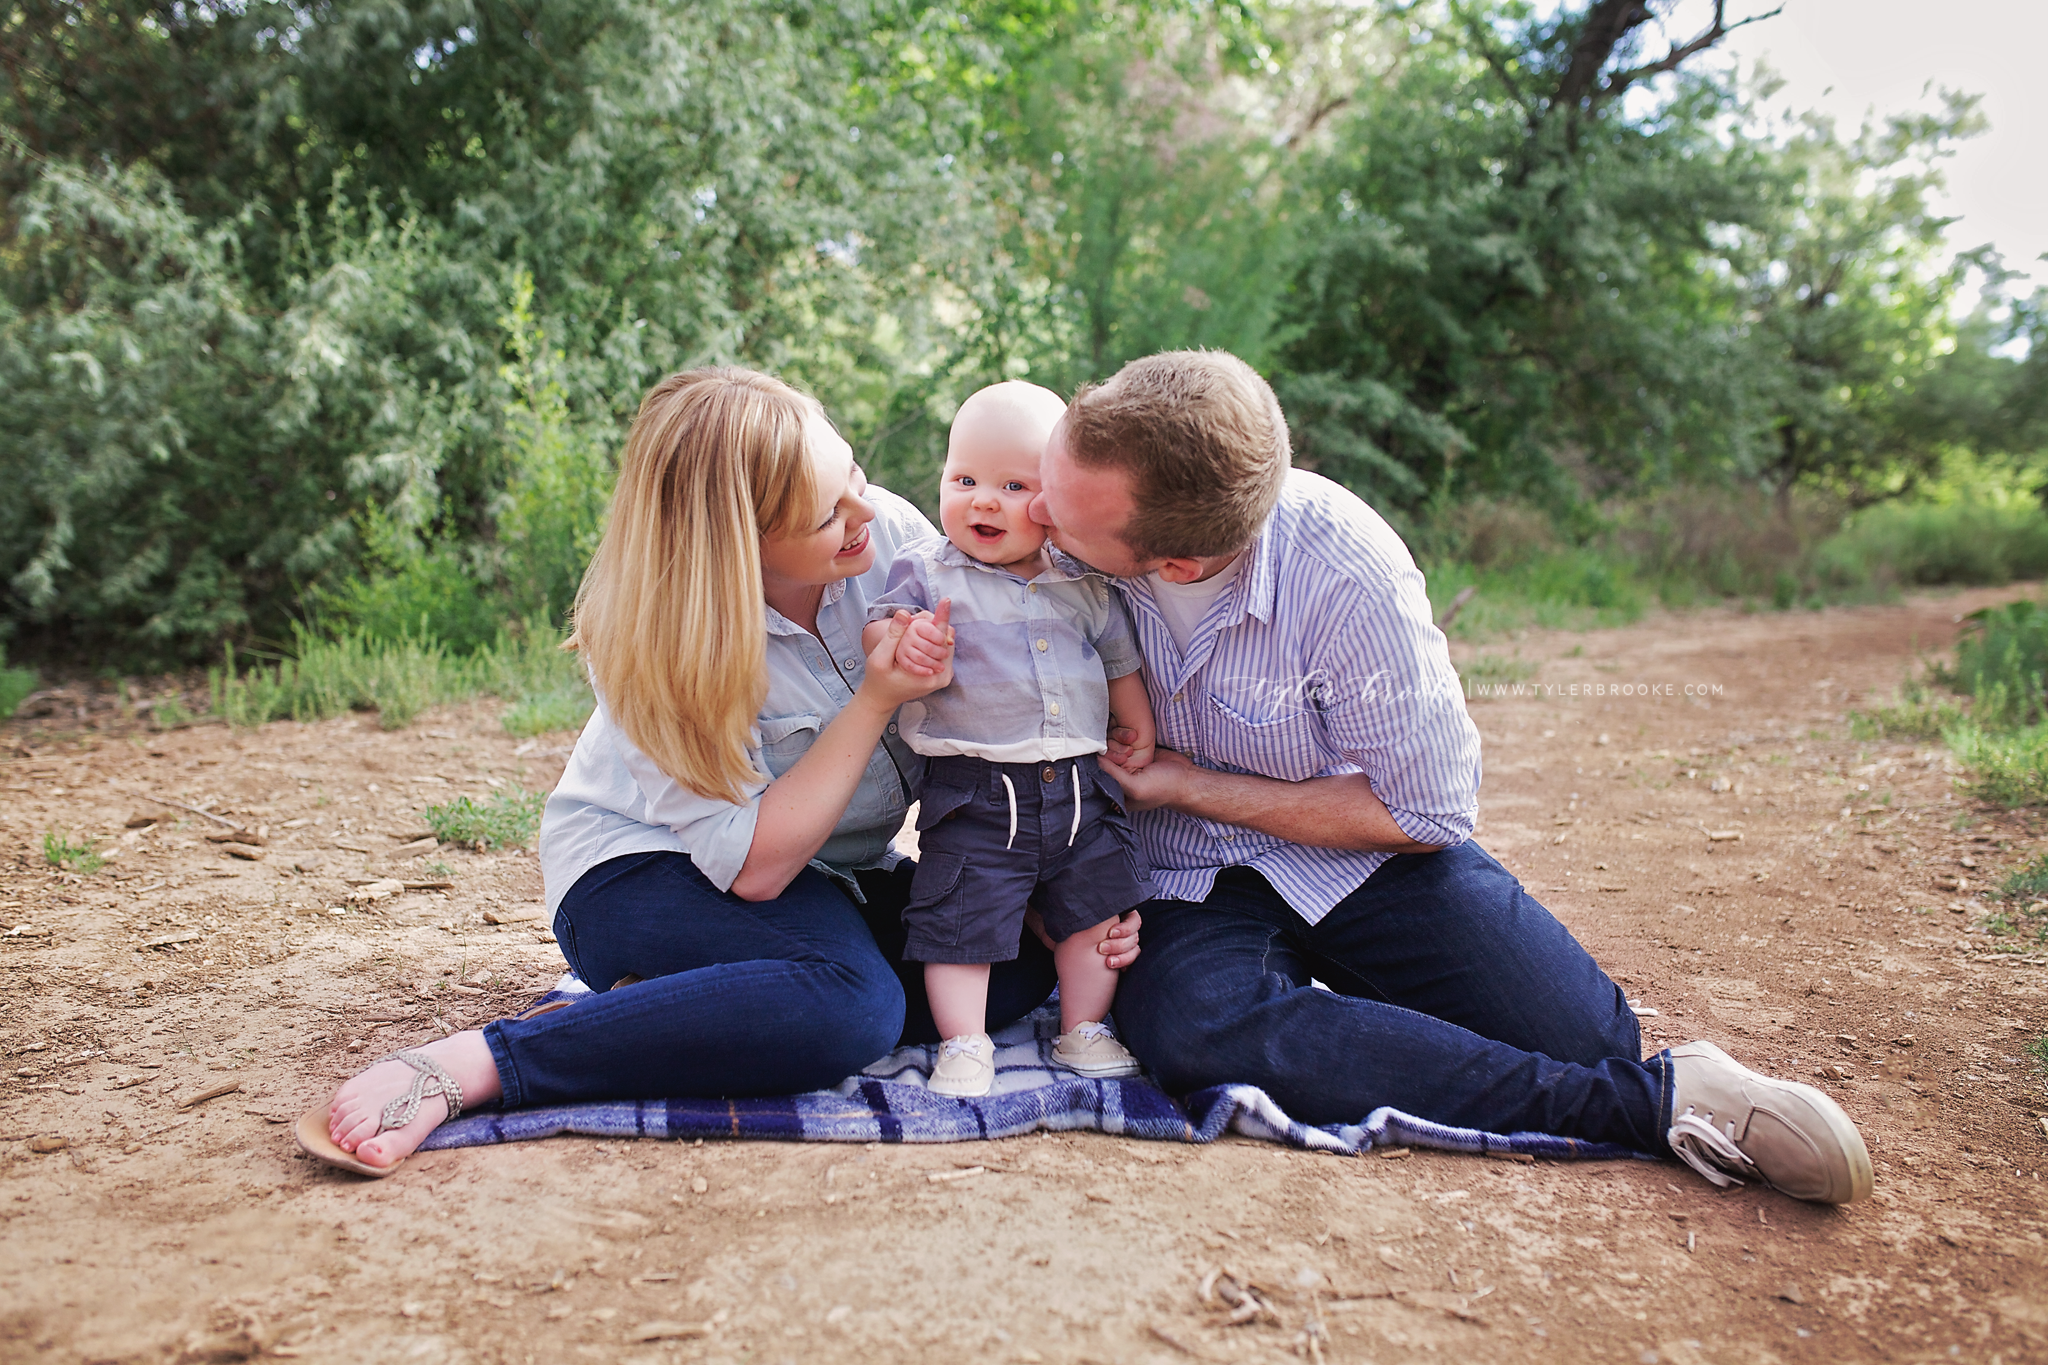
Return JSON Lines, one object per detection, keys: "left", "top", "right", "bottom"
{"left": 763, "top": 578, "right": 849, "bottom": 637}
{"left": 933, "top": 538, "right": 1094, "bottom": 583}
{"left": 1241, "top": 523, "right": 1279, "bottom": 624}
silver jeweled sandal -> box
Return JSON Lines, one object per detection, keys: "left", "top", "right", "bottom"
{"left": 295, "top": 1049, "right": 467, "bottom": 1179}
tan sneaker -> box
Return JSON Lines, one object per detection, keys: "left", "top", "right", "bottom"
{"left": 929, "top": 1032, "right": 994, "bottom": 1097}
{"left": 1666, "top": 1041, "right": 1873, "bottom": 1204}
{"left": 1053, "top": 1021, "right": 1142, "bottom": 1078}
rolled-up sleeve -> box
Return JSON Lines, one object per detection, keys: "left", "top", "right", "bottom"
{"left": 867, "top": 549, "right": 935, "bottom": 624}
{"left": 617, "top": 735, "right": 769, "bottom": 891}
{"left": 1090, "top": 588, "right": 1144, "bottom": 680}
{"left": 1309, "top": 565, "right": 1480, "bottom": 850}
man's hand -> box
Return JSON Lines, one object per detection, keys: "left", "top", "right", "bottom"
{"left": 1098, "top": 746, "right": 1199, "bottom": 812}
{"left": 891, "top": 599, "right": 954, "bottom": 677}
{"left": 1023, "top": 906, "right": 1143, "bottom": 970}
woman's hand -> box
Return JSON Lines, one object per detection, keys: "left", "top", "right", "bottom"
{"left": 1023, "top": 906, "right": 1142, "bottom": 970}
{"left": 861, "top": 600, "right": 954, "bottom": 708}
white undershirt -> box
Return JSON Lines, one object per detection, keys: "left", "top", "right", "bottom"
{"left": 1146, "top": 553, "right": 1244, "bottom": 655}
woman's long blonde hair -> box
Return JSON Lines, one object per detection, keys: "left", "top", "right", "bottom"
{"left": 571, "top": 367, "right": 824, "bottom": 804}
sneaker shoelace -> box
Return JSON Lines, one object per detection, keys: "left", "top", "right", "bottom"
{"left": 939, "top": 1036, "right": 987, "bottom": 1062}
{"left": 1065, "top": 1021, "right": 1113, "bottom": 1045}
{"left": 1667, "top": 1109, "right": 1759, "bottom": 1189}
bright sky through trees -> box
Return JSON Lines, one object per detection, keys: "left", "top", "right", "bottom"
{"left": 1709, "top": 0, "right": 2048, "bottom": 292}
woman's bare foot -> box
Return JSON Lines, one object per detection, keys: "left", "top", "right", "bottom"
{"left": 326, "top": 1031, "right": 504, "bottom": 1169}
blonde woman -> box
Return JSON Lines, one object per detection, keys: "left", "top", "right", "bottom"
{"left": 298, "top": 368, "right": 1139, "bottom": 1176}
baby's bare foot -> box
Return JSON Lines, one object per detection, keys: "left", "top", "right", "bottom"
{"left": 325, "top": 1031, "right": 502, "bottom": 1169}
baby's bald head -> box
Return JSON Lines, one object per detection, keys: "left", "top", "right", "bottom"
{"left": 938, "top": 382, "right": 1068, "bottom": 567}
{"left": 948, "top": 381, "right": 1067, "bottom": 468}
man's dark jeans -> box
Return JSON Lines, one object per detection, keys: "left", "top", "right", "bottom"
{"left": 1114, "top": 844, "right": 1674, "bottom": 1152}
{"left": 482, "top": 853, "right": 1056, "bottom": 1108}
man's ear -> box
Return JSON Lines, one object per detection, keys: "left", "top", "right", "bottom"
{"left": 1152, "top": 557, "right": 1208, "bottom": 585}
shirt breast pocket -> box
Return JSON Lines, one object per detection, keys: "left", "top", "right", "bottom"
{"left": 756, "top": 712, "right": 821, "bottom": 780}
{"left": 1202, "top": 693, "right": 1326, "bottom": 782}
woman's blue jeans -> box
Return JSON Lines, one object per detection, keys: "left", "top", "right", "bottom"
{"left": 480, "top": 852, "right": 1056, "bottom": 1107}
{"left": 1113, "top": 846, "right": 1675, "bottom": 1153}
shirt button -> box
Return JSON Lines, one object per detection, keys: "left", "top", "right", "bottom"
{"left": 1036, "top": 639, "right": 1049, "bottom": 652}
{"left": 843, "top": 658, "right": 859, "bottom": 670}
{"left": 1221, "top": 832, "right": 1234, "bottom": 841}
{"left": 887, "top": 724, "right": 898, "bottom": 735}
{"left": 1048, "top": 701, "right": 1061, "bottom": 716}
{"left": 1172, "top": 691, "right": 1183, "bottom": 703}
{"left": 1028, "top": 584, "right": 1039, "bottom": 594}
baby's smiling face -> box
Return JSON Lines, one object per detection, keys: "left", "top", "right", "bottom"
{"left": 939, "top": 430, "right": 1049, "bottom": 569}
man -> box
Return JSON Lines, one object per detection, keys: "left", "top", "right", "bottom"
{"left": 1030, "top": 349, "right": 1870, "bottom": 1203}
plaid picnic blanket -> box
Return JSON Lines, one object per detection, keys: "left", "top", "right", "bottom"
{"left": 421, "top": 977, "right": 1654, "bottom": 1163}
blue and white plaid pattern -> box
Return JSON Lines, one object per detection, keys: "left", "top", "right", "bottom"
{"left": 1118, "top": 470, "right": 1484, "bottom": 924}
{"left": 421, "top": 978, "right": 1652, "bottom": 1164}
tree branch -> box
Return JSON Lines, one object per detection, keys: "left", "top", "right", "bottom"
{"left": 1600, "top": 1, "right": 1784, "bottom": 105}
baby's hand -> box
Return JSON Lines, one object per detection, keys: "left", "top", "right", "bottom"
{"left": 1104, "top": 722, "right": 1153, "bottom": 770}
{"left": 893, "top": 599, "right": 955, "bottom": 677}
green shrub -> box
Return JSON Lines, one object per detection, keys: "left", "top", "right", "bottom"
{"left": 1948, "top": 599, "right": 2048, "bottom": 730}
{"left": 313, "top": 509, "right": 506, "bottom": 656}
{"left": 42, "top": 831, "right": 102, "bottom": 873}
{"left": 422, "top": 787, "right": 546, "bottom": 850}
{"left": 0, "top": 645, "right": 34, "bottom": 719}
{"left": 1815, "top": 501, "right": 2048, "bottom": 590}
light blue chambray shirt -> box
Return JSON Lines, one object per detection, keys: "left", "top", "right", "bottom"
{"left": 537, "top": 487, "right": 934, "bottom": 915}
{"left": 1117, "top": 469, "right": 1482, "bottom": 925}
{"left": 867, "top": 539, "right": 1143, "bottom": 763}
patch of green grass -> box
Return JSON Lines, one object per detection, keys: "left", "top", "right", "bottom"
{"left": 151, "top": 695, "right": 193, "bottom": 729}
{"left": 421, "top": 787, "right": 546, "bottom": 850}
{"left": 501, "top": 690, "right": 596, "bottom": 736}
{"left": 1946, "top": 721, "right": 2048, "bottom": 808}
{"left": 0, "top": 645, "right": 35, "bottom": 719}
{"left": 209, "top": 623, "right": 593, "bottom": 734}
{"left": 42, "top": 831, "right": 102, "bottom": 873}
{"left": 422, "top": 859, "right": 453, "bottom": 877}
{"left": 2025, "top": 1035, "right": 2048, "bottom": 1074}
{"left": 1849, "top": 677, "right": 1966, "bottom": 741}
{"left": 1999, "top": 851, "right": 2048, "bottom": 902}
{"left": 1457, "top": 653, "right": 1538, "bottom": 697}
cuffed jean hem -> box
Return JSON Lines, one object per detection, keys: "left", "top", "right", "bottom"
{"left": 481, "top": 1021, "right": 528, "bottom": 1111}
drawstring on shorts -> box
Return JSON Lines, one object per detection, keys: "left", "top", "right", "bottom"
{"left": 996, "top": 762, "right": 1084, "bottom": 851}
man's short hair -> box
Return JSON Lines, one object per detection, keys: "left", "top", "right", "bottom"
{"left": 1064, "top": 350, "right": 1290, "bottom": 561}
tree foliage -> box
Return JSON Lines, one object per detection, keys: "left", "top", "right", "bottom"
{"left": 2, "top": 0, "right": 2039, "bottom": 661}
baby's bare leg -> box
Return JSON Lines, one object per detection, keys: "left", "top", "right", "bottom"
{"left": 1053, "top": 917, "right": 1122, "bottom": 1033}
{"left": 925, "top": 962, "right": 992, "bottom": 1040}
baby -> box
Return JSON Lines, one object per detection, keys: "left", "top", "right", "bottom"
{"left": 862, "top": 382, "right": 1158, "bottom": 1097}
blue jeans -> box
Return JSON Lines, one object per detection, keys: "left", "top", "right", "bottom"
{"left": 480, "top": 853, "right": 1057, "bottom": 1107}
{"left": 1113, "top": 845, "right": 1674, "bottom": 1152}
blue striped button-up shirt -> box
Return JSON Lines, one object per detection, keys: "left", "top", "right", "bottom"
{"left": 1117, "top": 470, "right": 1481, "bottom": 924}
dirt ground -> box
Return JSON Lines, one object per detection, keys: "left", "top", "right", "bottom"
{"left": 3, "top": 587, "right": 2047, "bottom": 1365}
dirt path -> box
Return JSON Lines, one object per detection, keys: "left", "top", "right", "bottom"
{"left": 3, "top": 588, "right": 2046, "bottom": 1365}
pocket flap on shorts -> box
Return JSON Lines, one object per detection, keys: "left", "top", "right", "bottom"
{"left": 913, "top": 781, "right": 976, "bottom": 831}
{"left": 907, "top": 850, "right": 967, "bottom": 905}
